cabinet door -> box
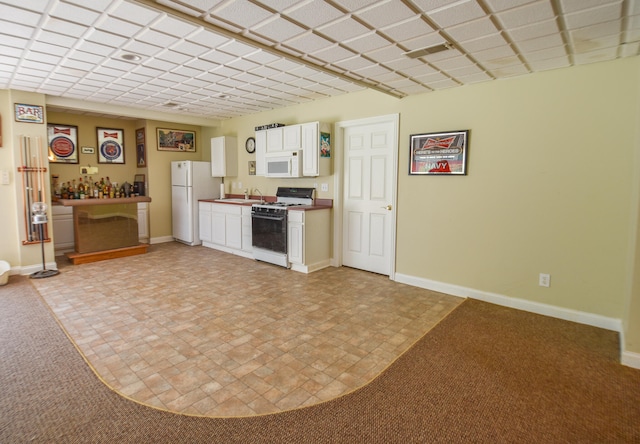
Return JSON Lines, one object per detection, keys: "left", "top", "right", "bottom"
{"left": 241, "top": 208, "right": 252, "bottom": 252}
{"left": 138, "top": 207, "right": 149, "bottom": 240}
{"left": 288, "top": 222, "right": 304, "bottom": 264}
{"left": 255, "top": 130, "right": 266, "bottom": 176}
{"left": 266, "top": 127, "right": 283, "bottom": 152}
{"left": 211, "top": 136, "right": 238, "bottom": 177}
{"left": 226, "top": 213, "right": 242, "bottom": 250}
{"left": 52, "top": 210, "right": 75, "bottom": 253}
{"left": 301, "top": 122, "right": 319, "bottom": 176}
{"left": 198, "top": 202, "right": 212, "bottom": 243}
{"left": 212, "top": 211, "right": 226, "bottom": 245}
{"left": 283, "top": 124, "right": 301, "bottom": 151}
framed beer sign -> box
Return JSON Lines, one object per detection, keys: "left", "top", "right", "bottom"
{"left": 409, "top": 130, "right": 469, "bottom": 175}
{"left": 97, "top": 127, "right": 125, "bottom": 164}
{"left": 47, "top": 124, "right": 78, "bottom": 164}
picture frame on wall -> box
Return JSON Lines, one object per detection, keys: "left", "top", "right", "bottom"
{"left": 156, "top": 128, "right": 196, "bottom": 152}
{"left": 136, "top": 128, "right": 146, "bottom": 167}
{"left": 47, "top": 124, "right": 78, "bottom": 164}
{"left": 97, "top": 127, "right": 125, "bottom": 164}
{"left": 409, "top": 130, "right": 469, "bottom": 175}
{"left": 15, "top": 103, "right": 44, "bottom": 124}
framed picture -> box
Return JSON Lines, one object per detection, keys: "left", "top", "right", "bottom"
{"left": 409, "top": 130, "right": 469, "bottom": 175}
{"left": 47, "top": 124, "right": 78, "bottom": 164}
{"left": 15, "top": 103, "right": 44, "bottom": 124}
{"left": 136, "top": 128, "right": 146, "bottom": 167}
{"left": 97, "top": 127, "right": 125, "bottom": 164}
{"left": 157, "top": 128, "right": 195, "bottom": 152}
{"left": 320, "top": 132, "right": 331, "bottom": 158}
{"left": 81, "top": 146, "right": 95, "bottom": 154}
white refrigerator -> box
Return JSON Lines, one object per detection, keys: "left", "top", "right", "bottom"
{"left": 171, "top": 160, "right": 221, "bottom": 245}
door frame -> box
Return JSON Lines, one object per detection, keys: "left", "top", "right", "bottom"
{"left": 332, "top": 113, "right": 399, "bottom": 280}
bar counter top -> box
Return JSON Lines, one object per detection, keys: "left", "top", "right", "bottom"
{"left": 57, "top": 196, "right": 151, "bottom": 206}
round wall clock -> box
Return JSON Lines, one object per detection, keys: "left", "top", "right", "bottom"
{"left": 245, "top": 137, "right": 256, "bottom": 153}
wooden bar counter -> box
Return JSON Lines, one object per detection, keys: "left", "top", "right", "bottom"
{"left": 58, "top": 196, "right": 152, "bottom": 264}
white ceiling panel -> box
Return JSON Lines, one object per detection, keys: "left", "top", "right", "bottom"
{"left": 0, "top": 0, "right": 636, "bottom": 120}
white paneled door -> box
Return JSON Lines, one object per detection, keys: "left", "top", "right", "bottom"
{"left": 342, "top": 117, "right": 397, "bottom": 275}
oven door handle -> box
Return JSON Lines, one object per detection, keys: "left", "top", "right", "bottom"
{"left": 251, "top": 213, "right": 286, "bottom": 221}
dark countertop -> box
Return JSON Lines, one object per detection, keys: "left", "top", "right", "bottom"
{"left": 56, "top": 196, "right": 151, "bottom": 206}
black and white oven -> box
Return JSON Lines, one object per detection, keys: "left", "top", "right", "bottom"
{"left": 251, "top": 187, "right": 314, "bottom": 267}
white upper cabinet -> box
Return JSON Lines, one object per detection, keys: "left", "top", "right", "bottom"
{"left": 255, "top": 130, "right": 266, "bottom": 176}
{"left": 302, "top": 122, "right": 331, "bottom": 177}
{"left": 211, "top": 136, "right": 238, "bottom": 177}
{"left": 256, "top": 122, "right": 331, "bottom": 177}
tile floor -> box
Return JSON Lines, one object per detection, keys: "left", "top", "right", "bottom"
{"left": 31, "top": 242, "right": 462, "bottom": 417}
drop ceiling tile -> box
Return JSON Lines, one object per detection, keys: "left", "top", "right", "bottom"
{"left": 317, "top": 16, "right": 370, "bottom": 42}
{"left": 527, "top": 55, "right": 571, "bottom": 70}
{"left": 50, "top": 2, "right": 102, "bottom": 25}
{"left": 283, "top": 32, "right": 335, "bottom": 54}
{"left": 573, "top": 46, "right": 618, "bottom": 63}
{"left": 355, "top": 1, "right": 416, "bottom": 28}
{"left": 285, "top": 1, "right": 343, "bottom": 28}
{"left": 446, "top": 63, "right": 484, "bottom": 77}
{"left": 155, "top": 48, "right": 194, "bottom": 64}
{"left": 484, "top": 0, "right": 538, "bottom": 12}
{"left": 431, "top": 55, "right": 478, "bottom": 71}
{"left": 0, "top": 45, "right": 23, "bottom": 58}
{"left": 215, "top": 1, "right": 273, "bottom": 29}
{"left": 570, "top": 20, "right": 622, "bottom": 41}
{"left": 455, "top": 71, "right": 493, "bottom": 84}
{"left": 153, "top": 15, "right": 200, "bottom": 38}
{"left": 123, "top": 40, "right": 163, "bottom": 57}
{"left": 252, "top": 16, "right": 306, "bottom": 42}
{"left": 30, "top": 41, "right": 72, "bottom": 57}
{"left": 136, "top": 29, "right": 181, "bottom": 48}
{"left": 365, "top": 44, "right": 407, "bottom": 64}
{"left": 621, "top": 42, "right": 640, "bottom": 56}
{"left": 0, "top": 20, "right": 35, "bottom": 39}
{"left": 508, "top": 19, "right": 559, "bottom": 41}
{"left": 61, "top": 58, "right": 95, "bottom": 72}
{"left": 458, "top": 33, "right": 508, "bottom": 52}
{"left": 381, "top": 16, "right": 436, "bottom": 42}
{"left": 429, "top": 0, "right": 486, "bottom": 28}
{"left": 0, "top": 34, "right": 29, "bottom": 50}
{"left": 187, "top": 28, "right": 231, "bottom": 48}
{"left": 398, "top": 62, "right": 438, "bottom": 77}
{"left": 42, "top": 17, "right": 89, "bottom": 38}
{"left": 109, "top": 2, "right": 163, "bottom": 26}
{"left": 446, "top": 17, "right": 499, "bottom": 42}
{"left": 489, "top": 62, "right": 529, "bottom": 77}
{"left": 0, "top": 5, "right": 41, "bottom": 27}
{"left": 35, "top": 29, "right": 77, "bottom": 49}
{"left": 517, "top": 33, "right": 564, "bottom": 52}
{"left": 218, "top": 40, "right": 260, "bottom": 57}
{"left": 473, "top": 44, "right": 517, "bottom": 62}
{"left": 200, "top": 49, "right": 236, "bottom": 65}
{"left": 171, "top": 40, "right": 210, "bottom": 57}
{"left": 0, "top": 0, "right": 49, "bottom": 13}
{"left": 268, "top": 58, "right": 305, "bottom": 72}
{"left": 311, "top": 45, "right": 357, "bottom": 63}
{"left": 332, "top": 55, "right": 375, "bottom": 71}
{"left": 95, "top": 16, "right": 143, "bottom": 38}
{"left": 521, "top": 45, "right": 567, "bottom": 61}
{"left": 559, "top": 0, "right": 622, "bottom": 14}
{"left": 85, "top": 29, "right": 129, "bottom": 47}
{"left": 344, "top": 32, "right": 392, "bottom": 53}
{"left": 564, "top": 3, "right": 623, "bottom": 30}
{"left": 495, "top": 1, "right": 556, "bottom": 29}
{"left": 573, "top": 35, "right": 621, "bottom": 53}
{"left": 423, "top": 78, "right": 459, "bottom": 91}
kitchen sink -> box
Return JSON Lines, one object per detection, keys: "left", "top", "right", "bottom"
{"left": 214, "top": 198, "right": 263, "bottom": 204}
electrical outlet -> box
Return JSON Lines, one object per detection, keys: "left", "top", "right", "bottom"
{"left": 539, "top": 273, "right": 550, "bottom": 287}
{"left": 321, "top": 183, "right": 329, "bottom": 192}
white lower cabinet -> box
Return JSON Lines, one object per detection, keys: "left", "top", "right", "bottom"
{"left": 199, "top": 202, "right": 252, "bottom": 259}
{"left": 52, "top": 205, "right": 74, "bottom": 256}
{"left": 138, "top": 202, "right": 149, "bottom": 243}
{"left": 287, "top": 208, "right": 331, "bottom": 273}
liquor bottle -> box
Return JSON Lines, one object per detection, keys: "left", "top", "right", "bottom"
{"left": 78, "top": 177, "right": 85, "bottom": 199}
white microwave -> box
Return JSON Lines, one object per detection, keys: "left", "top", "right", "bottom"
{"left": 265, "top": 150, "right": 303, "bottom": 178}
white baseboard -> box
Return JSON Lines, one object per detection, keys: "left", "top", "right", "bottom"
{"left": 621, "top": 351, "right": 640, "bottom": 369}
{"left": 393, "top": 273, "right": 640, "bottom": 368}
{"left": 17, "top": 261, "right": 59, "bottom": 276}
{"left": 150, "top": 236, "right": 174, "bottom": 244}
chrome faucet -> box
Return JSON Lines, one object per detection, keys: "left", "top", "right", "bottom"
{"left": 254, "top": 188, "right": 264, "bottom": 203}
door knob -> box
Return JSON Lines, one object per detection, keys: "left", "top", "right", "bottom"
{"left": 382, "top": 205, "right": 392, "bottom": 210}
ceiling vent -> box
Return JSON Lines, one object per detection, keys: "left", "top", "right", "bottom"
{"left": 404, "top": 43, "right": 453, "bottom": 59}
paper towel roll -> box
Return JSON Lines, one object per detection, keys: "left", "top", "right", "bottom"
{"left": 220, "top": 182, "right": 225, "bottom": 199}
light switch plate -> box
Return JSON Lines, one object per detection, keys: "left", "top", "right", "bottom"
{"left": 1, "top": 170, "right": 9, "bottom": 185}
